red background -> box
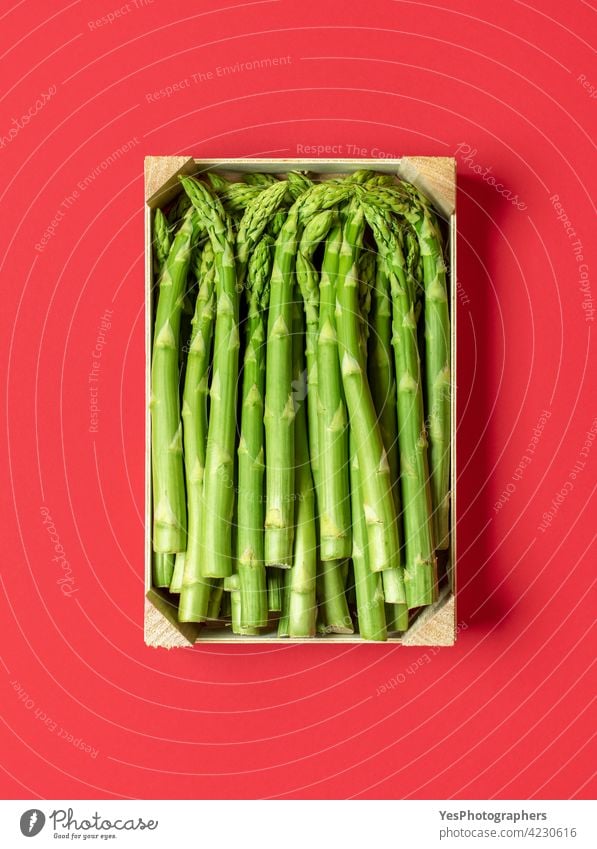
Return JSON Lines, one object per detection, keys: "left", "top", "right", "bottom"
{"left": 0, "top": 0, "right": 595, "bottom": 800}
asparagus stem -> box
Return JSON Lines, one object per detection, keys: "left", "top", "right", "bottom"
{"left": 264, "top": 183, "right": 352, "bottom": 568}
{"left": 317, "top": 559, "right": 353, "bottom": 634}
{"left": 296, "top": 210, "right": 336, "bottom": 487}
{"left": 317, "top": 223, "right": 352, "bottom": 560}
{"left": 207, "top": 581, "right": 224, "bottom": 620}
{"left": 278, "top": 570, "right": 290, "bottom": 637}
{"left": 267, "top": 568, "right": 283, "bottom": 612}
{"left": 365, "top": 258, "right": 407, "bottom": 605}
{"left": 370, "top": 185, "right": 451, "bottom": 550}
{"left": 344, "top": 558, "right": 356, "bottom": 608}
{"left": 180, "top": 177, "right": 240, "bottom": 580}
{"left": 169, "top": 552, "right": 185, "bottom": 593}
{"left": 368, "top": 260, "right": 400, "bottom": 505}
{"left": 224, "top": 575, "right": 260, "bottom": 635}
{"left": 417, "top": 208, "right": 451, "bottom": 550}
{"left": 151, "top": 208, "right": 177, "bottom": 591}
{"left": 178, "top": 242, "right": 217, "bottom": 622}
{"left": 151, "top": 208, "right": 198, "bottom": 553}
{"left": 336, "top": 201, "right": 400, "bottom": 574}
{"left": 264, "top": 206, "right": 300, "bottom": 567}
{"left": 286, "top": 303, "right": 317, "bottom": 638}
{"left": 357, "top": 248, "right": 407, "bottom": 609}
{"left": 349, "top": 436, "right": 387, "bottom": 641}
{"left": 362, "top": 195, "right": 437, "bottom": 607}
{"left": 296, "top": 211, "right": 351, "bottom": 632}
{"left": 220, "top": 588, "right": 231, "bottom": 619}
{"left": 236, "top": 236, "right": 272, "bottom": 629}
{"left": 152, "top": 552, "right": 175, "bottom": 588}
{"left": 385, "top": 603, "right": 409, "bottom": 632}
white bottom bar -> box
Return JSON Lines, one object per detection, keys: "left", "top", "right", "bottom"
{"left": 0, "top": 800, "right": 593, "bottom": 847}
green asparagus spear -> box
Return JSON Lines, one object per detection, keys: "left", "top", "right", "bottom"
{"left": 317, "top": 223, "right": 352, "bottom": 561}
{"left": 169, "top": 552, "right": 185, "bottom": 593}
{"left": 207, "top": 581, "right": 224, "bottom": 620}
{"left": 295, "top": 210, "right": 337, "bottom": 487}
{"left": 178, "top": 242, "right": 217, "bottom": 622}
{"left": 336, "top": 200, "right": 401, "bottom": 576}
{"left": 385, "top": 602, "right": 409, "bottom": 632}
{"left": 267, "top": 568, "right": 283, "bottom": 612}
{"left": 180, "top": 177, "right": 240, "bottom": 580}
{"left": 151, "top": 208, "right": 177, "bottom": 586}
{"left": 224, "top": 575, "right": 260, "bottom": 635}
{"left": 370, "top": 185, "right": 450, "bottom": 549}
{"left": 263, "top": 206, "right": 301, "bottom": 568}
{"left": 349, "top": 437, "right": 387, "bottom": 641}
{"left": 367, "top": 259, "right": 399, "bottom": 491}
{"left": 362, "top": 195, "right": 437, "bottom": 607}
{"left": 152, "top": 552, "right": 175, "bottom": 588}
{"left": 313, "top": 221, "right": 354, "bottom": 634}
{"left": 285, "top": 302, "right": 317, "bottom": 637}
{"left": 236, "top": 235, "right": 272, "bottom": 629}
{"left": 151, "top": 208, "right": 198, "bottom": 552}
{"left": 366, "top": 256, "right": 407, "bottom": 608}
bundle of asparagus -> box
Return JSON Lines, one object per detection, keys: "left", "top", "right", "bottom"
{"left": 150, "top": 169, "right": 450, "bottom": 641}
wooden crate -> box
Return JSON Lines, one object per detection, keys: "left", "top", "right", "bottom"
{"left": 144, "top": 157, "right": 457, "bottom": 647}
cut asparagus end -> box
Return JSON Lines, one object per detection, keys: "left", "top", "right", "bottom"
{"left": 201, "top": 556, "right": 233, "bottom": 579}
{"left": 358, "top": 621, "right": 388, "bottom": 641}
{"left": 267, "top": 568, "right": 284, "bottom": 611}
{"left": 385, "top": 603, "right": 409, "bottom": 633}
{"left": 287, "top": 601, "right": 317, "bottom": 638}
{"left": 178, "top": 581, "right": 212, "bottom": 622}
{"left": 264, "top": 528, "right": 294, "bottom": 568}
{"left": 152, "top": 552, "right": 175, "bottom": 588}
{"left": 319, "top": 534, "right": 352, "bottom": 562}
{"left": 168, "top": 552, "right": 185, "bottom": 594}
{"left": 381, "top": 565, "right": 407, "bottom": 605}
{"left": 153, "top": 525, "right": 186, "bottom": 555}
{"left": 206, "top": 582, "right": 224, "bottom": 620}
{"left": 238, "top": 564, "right": 268, "bottom": 628}
{"left": 405, "top": 559, "right": 438, "bottom": 609}
{"left": 319, "top": 560, "right": 353, "bottom": 634}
